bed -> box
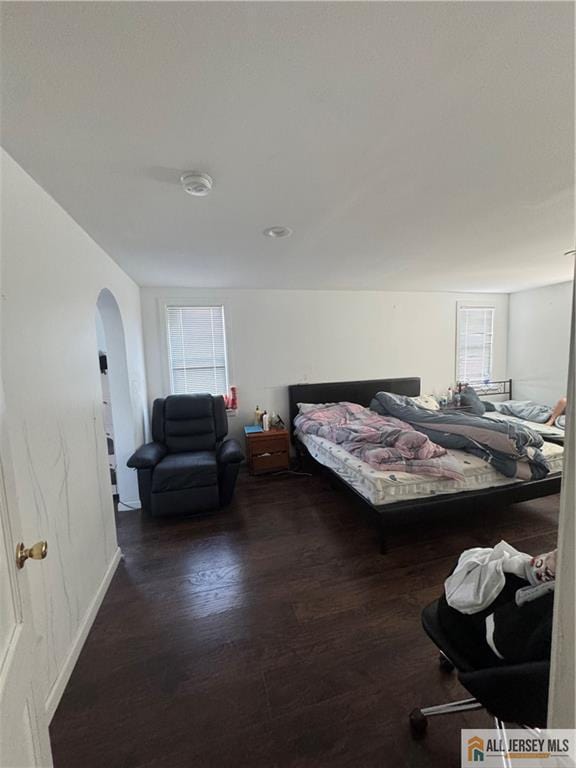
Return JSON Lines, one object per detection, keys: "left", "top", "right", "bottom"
{"left": 470, "top": 380, "right": 564, "bottom": 445}
{"left": 288, "top": 377, "right": 563, "bottom": 551}
{"left": 482, "top": 411, "right": 565, "bottom": 444}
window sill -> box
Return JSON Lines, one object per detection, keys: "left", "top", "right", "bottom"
{"left": 226, "top": 409, "right": 238, "bottom": 417}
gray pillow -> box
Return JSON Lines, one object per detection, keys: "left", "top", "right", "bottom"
{"left": 460, "top": 385, "right": 486, "bottom": 415}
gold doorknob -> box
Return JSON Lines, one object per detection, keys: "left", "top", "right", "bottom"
{"left": 16, "top": 541, "right": 48, "bottom": 570}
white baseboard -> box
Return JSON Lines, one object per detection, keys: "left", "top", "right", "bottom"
{"left": 117, "top": 499, "right": 141, "bottom": 511}
{"left": 45, "top": 547, "right": 122, "bottom": 721}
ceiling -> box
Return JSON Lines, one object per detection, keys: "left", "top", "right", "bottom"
{"left": 1, "top": 2, "right": 574, "bottom": 292}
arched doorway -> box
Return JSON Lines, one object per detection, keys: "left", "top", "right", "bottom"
{"left": 95, "top": 289, "right": 138, "bottom": 509}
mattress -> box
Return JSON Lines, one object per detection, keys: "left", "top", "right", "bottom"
{"left": 297, "top": 432, "right": 564, "bottom": 507}
{"left": 482, "top": 411, "right": 564, "bottom": 441}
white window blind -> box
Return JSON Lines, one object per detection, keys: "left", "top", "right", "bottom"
{"left": 457, "top": 305, "right": 495, "bottom": 384}
{"left": 166, "top": 306, "right": 229, "bottom": 396}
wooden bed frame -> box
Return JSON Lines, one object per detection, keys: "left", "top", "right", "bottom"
{"left": 288, "top": 377, "right": 562, "bottom": 552}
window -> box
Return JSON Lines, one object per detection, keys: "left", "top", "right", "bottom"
{"left": 166, "top": 305, "right": 229, "bottom": 395}
{"left": 456, "top": 305, "right": 495, "bottom": 384}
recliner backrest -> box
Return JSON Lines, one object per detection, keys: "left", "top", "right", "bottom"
{"left": 152, "top": 394, "right": 228, "bottom": 453}
{"left": 151, "top": 398, "right": 165, "bottom": 443}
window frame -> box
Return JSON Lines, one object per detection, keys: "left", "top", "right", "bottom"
{"left": 455, "top": 303, "right": 496, "bottom": 385}
{"left": 164, "top": 303, "right": 230, "bottom": 397}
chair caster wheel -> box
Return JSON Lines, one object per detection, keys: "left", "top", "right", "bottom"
{"left": 409, "top": 708, "right": 428, "bottom": 739}
{"left": 438, "top": 653, "right": 455, "bottom": 673}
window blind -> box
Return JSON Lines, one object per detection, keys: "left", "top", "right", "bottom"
{"left": 457, "top": 305, "right": 495, "bottom": 384}
{"left": 166, "top": 306, "right": 229, "bottom": 396}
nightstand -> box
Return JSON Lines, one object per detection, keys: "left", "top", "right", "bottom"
{"left": 244, "top": 428, "right": 290, "bottom": 475}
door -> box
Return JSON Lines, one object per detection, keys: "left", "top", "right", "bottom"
{"left": 0, "top": 250, "right": 53, "bottom": 766}
{"left": 548, "top": 264, "right": 576, "bottom": 727}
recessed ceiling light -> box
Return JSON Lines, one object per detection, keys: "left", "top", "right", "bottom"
{"left": 180, "top": 171, "right": 213, "bottom": 197}
{"left": 263, "top": 226, "right": 292, "bottom": 239}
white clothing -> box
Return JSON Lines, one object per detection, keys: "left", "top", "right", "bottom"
{"left": 444, "top": 540, "right": 537, "bottom": 615}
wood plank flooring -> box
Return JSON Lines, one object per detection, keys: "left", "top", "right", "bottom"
{"left": 50, "top": 471, "right": 559, "bottom": 768}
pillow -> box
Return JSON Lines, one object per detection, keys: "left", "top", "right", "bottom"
{"left": 297, "top": 402, "right": 335, "bottom": 414}
{"left": 460, "top": 385, "right": 486, "bottom": 415}
{"left": 409, "top": 394, "right": 440, "bottom": 411}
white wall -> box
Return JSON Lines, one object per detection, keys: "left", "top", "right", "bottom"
{"left": 142, "top": 288, "right": 509, "bottom": 442}
{"left": 508, "top": 282, "right": 572, "bottom": 405}
{"left": 0, "top": 149, "right": 148, "bottom": 718}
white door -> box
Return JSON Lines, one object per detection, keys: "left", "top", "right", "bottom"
{"left": 0, "top": 253, "right": 53, "bottom": 765}
{"left": 548, "top": 266, "right": 576, "bottom": 727}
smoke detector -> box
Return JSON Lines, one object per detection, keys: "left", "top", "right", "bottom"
{"left": 263, "top": 226, "right": 292, "bottom": 239}
{"left": 180, "top": 172, "right": 213, "bottom": 197}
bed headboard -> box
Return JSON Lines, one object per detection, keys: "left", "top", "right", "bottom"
{"left": 288, "top": 377, "right": 421, "bottom": 437}
{"left": 466, "top": 379, "right": 512, "bottom": 399}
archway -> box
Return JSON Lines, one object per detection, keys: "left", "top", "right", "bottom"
{"left": 95, "top": 288, "right": 138, "bottom": 509}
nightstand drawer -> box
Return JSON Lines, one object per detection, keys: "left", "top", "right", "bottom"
{"left": 249, "top": 435, "right": 287, "bottom": 455}
{"left": 251, "top": 452, "right": 289, "bottom": 473}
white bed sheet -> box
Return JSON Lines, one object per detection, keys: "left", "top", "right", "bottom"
{"left": 297, "top": 432, "right": 564, "bottom": 507}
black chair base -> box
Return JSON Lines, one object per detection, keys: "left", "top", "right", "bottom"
{"left": 409, "top": 697, "right": 484, "bottom": 740}
{"left": 438, "top": 651, "right": 455, "bottom": 673}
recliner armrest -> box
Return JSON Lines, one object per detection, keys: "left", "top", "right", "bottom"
{"left": 127, "top": 442, "right": 167, "bottom": 469}
{"left": 217, "top": 438, "right": 244, "bottom": 465}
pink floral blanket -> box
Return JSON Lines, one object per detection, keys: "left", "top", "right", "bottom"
{"left": 295, "top": 402, "right": 463, "bottom": 480}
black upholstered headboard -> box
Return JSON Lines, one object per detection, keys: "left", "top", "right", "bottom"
{"left": 288, "top": 377, "right": 421, "bottom": 438}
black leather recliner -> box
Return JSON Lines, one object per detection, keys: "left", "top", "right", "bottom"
{"left": 127, "top": 394, "right": 244, "bottom": 517}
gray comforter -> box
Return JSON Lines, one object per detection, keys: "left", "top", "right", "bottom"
{"left": 370, "top": 392, "right": 550, "bottom": 480}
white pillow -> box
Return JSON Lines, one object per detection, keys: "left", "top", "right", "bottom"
{"left": 409, "top": 394, "right": 440, "bottom": 411}
{"left": 297, "top": 402, "right": 335, "bottom": 414}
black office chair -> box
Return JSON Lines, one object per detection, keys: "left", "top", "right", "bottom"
{"left": 127, "top": 394, "right": 244, "bottom": 517}
{"left": 409, "top": 599, "right": 549, "bottom": 739}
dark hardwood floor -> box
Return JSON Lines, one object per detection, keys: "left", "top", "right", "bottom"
{"left": 50, "top": 471, "right": 559, "bottom": 768}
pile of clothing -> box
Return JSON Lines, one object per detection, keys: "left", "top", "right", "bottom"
{"left": 440, "top": 541, "right": 556, "bottom": 666}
